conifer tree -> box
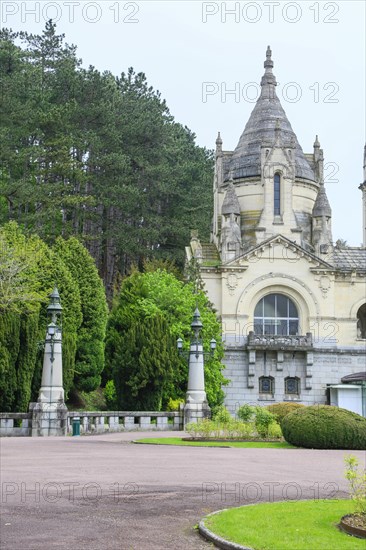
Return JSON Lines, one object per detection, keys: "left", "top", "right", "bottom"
{"left": 54, "top": 237, "right": 108, "bottom": 392}
{"left": 105, "top": 266, "right": 226, "bottom": 410}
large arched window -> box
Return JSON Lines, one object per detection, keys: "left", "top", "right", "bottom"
{"left": 274, "top": 173, "right": 281, "bottom": 215}
{"left": 254, "top": 294, "right": 299, "bottom": 335}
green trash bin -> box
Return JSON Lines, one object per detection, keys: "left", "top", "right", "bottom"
{"left": 72, "top": 416, "right": 80, "bottom": 436}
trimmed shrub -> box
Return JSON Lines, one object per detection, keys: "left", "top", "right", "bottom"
{"left": 185, "top": 419, "right": 254, "bottom": 440}
{"left": 213, "top": 405, "right": 232, "bottom": 424}
{"left": 281, "top": 405, "right": 366, "bottom": 450}
{"left": 237, "top": 404, "right": 255, "bottom": 422}
{"left": 266, "top": 402, "right": 305, "bottom": 425}
{"left": 267, "top": 421, "right": 283, "bottom": 439}
{"left": 255, "top": 406, "right": 276, "bottom": 438}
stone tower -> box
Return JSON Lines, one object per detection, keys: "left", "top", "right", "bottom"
{"left": 211, "top": 46, "right": 325, "bottom": 255}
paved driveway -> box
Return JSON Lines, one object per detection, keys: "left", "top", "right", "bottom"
{"left": 1, "top": 432, "right": 363, "bottom": 549}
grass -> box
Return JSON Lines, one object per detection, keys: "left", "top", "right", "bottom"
{"left": 134, "top": 437, "right": 295, "bottom": 448}
{"left": 203, "top": 499, "right": 364, "bottom": 550}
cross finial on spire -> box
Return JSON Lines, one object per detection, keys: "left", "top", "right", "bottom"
{"left": 264, "top": 45, "right": 274, "bottom": 69}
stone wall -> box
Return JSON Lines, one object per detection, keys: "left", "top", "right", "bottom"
{"left": 0, "top": 411, "right": 184, "bottom": 437}
{"left": 222, "top": 345, "right": 366, "bottom": 414}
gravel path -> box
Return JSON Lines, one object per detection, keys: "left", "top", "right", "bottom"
{"left": 1, "top": 432, "right": 361, "bottom": 549}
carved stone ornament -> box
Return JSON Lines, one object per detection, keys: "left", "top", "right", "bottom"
{"left": 226, "top": 273, "right": 239, "bottom": 295}
{"left": 318, "top": 275, "right": 331, "bottom": 298}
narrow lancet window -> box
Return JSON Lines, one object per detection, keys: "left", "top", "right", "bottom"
{"left": 274, "top": 173, "right": 281, "bottom": 215}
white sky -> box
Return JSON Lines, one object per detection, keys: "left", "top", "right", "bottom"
{"left": 2, "top": 0, "right": 365, "bottom": 245}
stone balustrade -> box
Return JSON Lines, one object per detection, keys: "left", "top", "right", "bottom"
{"left": 0, "top": 413, "right": 32, "bottom": 437}
{"left": 0, "top": 410, "right": 183, "bottom": 436}
{"left": 67, "top": 411, "right": 183, "bottom": 434}
{"left": 247, "top": 330, "right": 313, "bottom": 350}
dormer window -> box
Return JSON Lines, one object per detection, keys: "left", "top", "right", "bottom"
{"left": 274, "top": 173, "right": 281, "bottom": 215}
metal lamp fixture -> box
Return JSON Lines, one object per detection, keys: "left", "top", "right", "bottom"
{"left": 46, "top": 288, "right": 62, "bottom": 365}
{"left": 47, "top": 288, "right": 63, "bottom": 324}
{"left": 177, "top": 308, "right": 216, "bottom": 360}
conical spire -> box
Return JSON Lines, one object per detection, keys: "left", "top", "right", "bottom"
{"left": 314, "top": 135, "right": 320, "bottom": 148}
{"left": 313, "top": 183, "right": 332, "bottom": 218}
{"left": 228, "top": 47, "right": 315, "bottom": 182}
{"left": 222, "top": 181, "right": 241, "bottom": 216}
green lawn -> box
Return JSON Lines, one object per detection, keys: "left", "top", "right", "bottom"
{"left": 134, "top": 437, "right": 295, "bottom": 448}
{"left": 203, "top": 499, "right": 364, "bottom": 550}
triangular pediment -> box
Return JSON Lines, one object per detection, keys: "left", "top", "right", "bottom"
{"left": 225, "top": 235, "right": 334, "bottom": 269}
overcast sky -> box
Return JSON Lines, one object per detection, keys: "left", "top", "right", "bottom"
{"left": 3, "top": 0, "right": 365, "bottom": 245}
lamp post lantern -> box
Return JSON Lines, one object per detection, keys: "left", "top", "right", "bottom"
{"left": 31, "top": 288, "right": 68, "bottom": 436}
{"left": 177, "top": 308, "right": 215, "bottom": 427}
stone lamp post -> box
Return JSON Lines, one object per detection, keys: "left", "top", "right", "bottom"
{"left": 177, "top": 308, "right": 215, "bottom": 427}
{"left": 31, "top": 288, "right": 68, "bottom": 436}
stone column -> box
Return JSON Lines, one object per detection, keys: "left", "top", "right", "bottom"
{"left": 31, "top": 289, "right": 68, "bottom": 436}
{"left": 183, "top": 309, "right": 211, "bottom": 427}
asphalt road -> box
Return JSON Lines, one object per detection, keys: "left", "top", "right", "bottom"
{"left": 1, "top": 432, "right": 364, "bottom": 549}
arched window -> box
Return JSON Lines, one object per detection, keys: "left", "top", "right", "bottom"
{"left": 259, "top": 376, "right": 274, "bottom": 395}
{"left": 285, "top": 377, "right": 300, "bottom": 395}
{"left": 357, "top": 304, "right": 366, "bottom": 339}
{"left": 274, "top": 173, "right": 281, "bottom": 215}
{"left": 254, "top": 294, "right": 299, "bottom": 336}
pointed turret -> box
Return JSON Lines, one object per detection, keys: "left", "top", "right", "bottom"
{"left": 313, "top": 135, "right": 324, "bottom": 182}
{"left": 313, "top": 183, "right": 332, "bottom": 218}
{"left": 216, "top": 131, "right": 222, "bottom": 153}
{"left": 312, "top": 182, "right": 333, "bottom": 254}
{"left": 222, "top": 180, "right": 241, "bottom": 216}
{"left": 221, "top": 181, "right": 242, "bottom": 262}
{"left": 228, "top": 47, "right": 315, "bottom": 181}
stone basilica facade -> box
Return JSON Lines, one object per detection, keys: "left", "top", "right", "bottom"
{"left": 187, "top": 47, "right": 366, "bottom": 415}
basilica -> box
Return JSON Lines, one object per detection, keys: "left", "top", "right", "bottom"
{"left": 187, "top": 47, "right": 366, "bottom": 415}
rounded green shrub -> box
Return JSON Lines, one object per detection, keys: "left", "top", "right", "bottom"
{"left": 281, "top": 405, "right": 366, "bottom": 450}
{"left": 266, "top": 402, "right": 305, "bottom": 425}
{"left": 213, "top": 405, "right": 232, "bottom": 424}
{"left": 237, "top": 403, "right": 255, "bottom": 422}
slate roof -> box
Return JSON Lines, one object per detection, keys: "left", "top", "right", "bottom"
{"left": 228, "top": 47, "right": 315, "bottom": 182}
{"left": 331, "top": 248, "right": 366, "bottom": 271}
